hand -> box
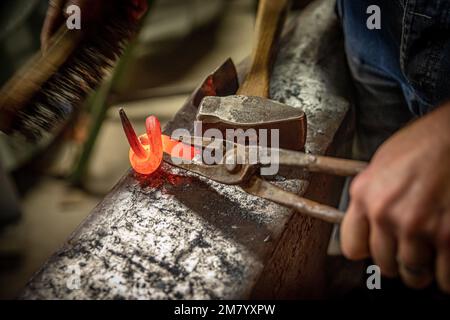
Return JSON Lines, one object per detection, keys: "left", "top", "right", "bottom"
{"left": 40, "top": 0, "right": 148, "bottom": 51}
{"left": 341, "top": 103, "right": 450, "bottom": 293}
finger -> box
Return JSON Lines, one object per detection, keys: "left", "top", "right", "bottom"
{"left": 397, "top": 236, "right": 434, "bottom": 289}
{"left": 68, "top": 0, "right": 105, "bottom": 22}
{"left": 128, "top": 0, "right": 149, "bottom": 21}
{"left": 369, "top": 224, "right": 398, "bottom": 277}
{"left": 41, "top": 0, "right": 66, "bottom": 51}
{"left": 436, "top": 248, "right": 450, "bottom": 294}
{"left": 436, "top": 213, "right": 450, "bottom": 293}
{"left": 341, "top": 200, "right": 370, "bottom": 260}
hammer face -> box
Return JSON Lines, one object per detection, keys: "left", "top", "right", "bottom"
{"left": 197, "top": 95, "right": 307, "bottom": 151}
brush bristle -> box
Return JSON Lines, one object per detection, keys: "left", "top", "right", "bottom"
{"left": 11, "top": 12, "right": 137, "bottom": 141}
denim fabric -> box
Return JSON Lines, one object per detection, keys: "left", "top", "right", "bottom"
{"left": 337, "top": 0, "right": 450, "bottom": 116}
{"left": 332, "top": 0, "right": 450, "bottom": 251}
{"left": 346, "top": 49, "right": 414, "bottom": 161}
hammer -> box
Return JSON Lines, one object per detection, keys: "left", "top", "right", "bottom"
{"left": 197, "top": 0, "right": 307, "bottom": 151}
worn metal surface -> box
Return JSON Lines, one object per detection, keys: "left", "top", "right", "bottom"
{"left": 22, "top": 0, "right": 352, "bottom": 299}
{"left": 198, "top": 95, "right": 307, "bottom": 151}
{"left": 199, "top": 95, "right": 305, "bottom": 125}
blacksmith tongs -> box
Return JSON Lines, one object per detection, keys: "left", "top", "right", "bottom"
{"left": 165, "top": 136, "right": 368, "bottom": 224}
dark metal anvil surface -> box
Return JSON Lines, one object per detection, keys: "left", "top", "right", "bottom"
{"left": 22, "top": 0, "right": 354, "bottom": 299}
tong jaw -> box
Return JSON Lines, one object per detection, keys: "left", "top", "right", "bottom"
{"left": 163, "top": 147, "right": 259, "bottom": 185}
{"left": 174, "top": 162, "right": 257, "bottom": 185}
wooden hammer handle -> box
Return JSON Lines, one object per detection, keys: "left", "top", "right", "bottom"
{"left": 237, "top": 0, "right": 290, "bottom": 97}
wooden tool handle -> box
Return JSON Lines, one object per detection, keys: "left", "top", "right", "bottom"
{"left": 0, "top": 27, "right": 83, "bottom": 131}
{"left": 237, "top": 0, "right": 290, "bottom": 97}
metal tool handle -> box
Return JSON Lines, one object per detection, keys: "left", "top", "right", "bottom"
{"left": 277, "top": 149, "right": 368, "bottom": 177}
{"left": 243, "top": 176, "right": 345, "bottom": 224}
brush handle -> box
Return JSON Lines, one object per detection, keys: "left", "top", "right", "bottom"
{"left": 0, "top": 26, "right": 83, "bottom": 132}
{"left": 237, "top": 0, "right": 290, "bottom": 97}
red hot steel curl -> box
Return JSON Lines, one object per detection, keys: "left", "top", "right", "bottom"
{"left": 119, "top": 108, "right": 198, "bottom": 175}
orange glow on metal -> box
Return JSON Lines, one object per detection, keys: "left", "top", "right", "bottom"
{"left": 161, "top": 135, "right": 200, "bottom": 160}
{"left": 120, "top": 108, "right": 198, "bottom": 175}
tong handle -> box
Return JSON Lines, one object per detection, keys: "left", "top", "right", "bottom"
{"left": 243, "top": 176, "right": 345, "bottom": 224}
{"left": 278, "top": 149, "right": 368, "bottom": 177}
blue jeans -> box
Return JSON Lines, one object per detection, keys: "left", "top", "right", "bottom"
{"left": 337, "top": 0, "right": 450, "bottom": 160}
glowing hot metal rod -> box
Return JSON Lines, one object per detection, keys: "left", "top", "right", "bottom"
{"left": 119, "top": 108, "right": 198, "bottom": 175}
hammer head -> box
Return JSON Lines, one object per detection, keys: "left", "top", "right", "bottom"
{"left": 197, "top": 95, "right": 307, "bottom": 151}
